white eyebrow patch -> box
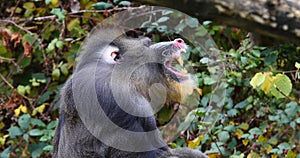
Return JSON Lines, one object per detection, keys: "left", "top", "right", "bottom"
{"left": 99, "top": 45, "right": 120, "bottom": 64}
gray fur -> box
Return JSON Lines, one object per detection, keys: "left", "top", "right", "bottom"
{"left": 53, "top": 27, "right": 207, "bottom": 158}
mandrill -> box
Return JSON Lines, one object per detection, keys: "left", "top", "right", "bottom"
{"left": 53, "top": 25, "right": 208, "bottom": 158}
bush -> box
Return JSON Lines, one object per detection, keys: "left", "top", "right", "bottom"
{"left": 0, "top": 1, "right": 299, "bottom": 157}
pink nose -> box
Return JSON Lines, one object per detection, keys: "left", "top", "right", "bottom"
{"left": 173, "top": 38, "right": 185, "bottom": 48}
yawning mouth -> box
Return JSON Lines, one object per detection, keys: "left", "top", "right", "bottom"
{"left": 164, "top": 48, "right": 189, "bottom": 81}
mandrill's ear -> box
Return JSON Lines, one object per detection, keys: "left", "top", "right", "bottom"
{"left": 100, "top": 45, "right": 120, "bottom": 64}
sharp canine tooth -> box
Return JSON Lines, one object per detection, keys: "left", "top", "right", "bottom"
{"left": 182, "top": 49, "right": 186, "bottom": 53}
{"left": 176, "top": 56, "right": 184, "bottom": 66}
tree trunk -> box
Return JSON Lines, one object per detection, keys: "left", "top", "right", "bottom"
{"left": 135, "top": 0, "right": 300, "bottom": 45}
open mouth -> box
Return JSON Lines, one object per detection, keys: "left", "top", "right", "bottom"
{"left": 164, "top": 48, "right": 189, "bottom": 81}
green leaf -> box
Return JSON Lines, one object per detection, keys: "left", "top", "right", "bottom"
{"left": 18, "top": 114, "right": 31, "bottom": 130}
{"left": 251, "top": 49, "right": 261, "bottom": 58}
{"left": 277, "top": 142, "right": 291, "bottom": 150}
{"left": 45, "top": 0, "right": 51, "bottom": 5}
{"left": 285, "top": 102, "right": 298, "bottom": 117}
{"left": 46, "top": 38, "right": 58, "bottom": 53}
{"left": 195, "top": 26, "right": 208, "bottom": 37}
{"left": 217, "top": 131, "right": 230, "bottom": 142}
{"left": 32, "top": 73, "right": 47, "bottom": 80}
{"left": 50, "top": 8, "right": 66, "bottom": 22}
{"left": 22, "top": 33, "right": 36, "bottom": 45}
{"left": 28, "top": 129, "right": 44, "bottom": 136}
{"left": 224, "top": 125, "right": 235, "bottom": 132}
{"left": 295, "top": 117, "right": 300, "bottom": 124}
{"left": 30, "top": 118, "right": 46, "bottom": 127}
{"left": 92, "top": 2, "right": 112, "bottom": 10}
{"left": 162, "top": 10, "right": 173, "bottom": 15}
{"left": 200, "top": 57, "right": 211, "bottom": 64}
{"left": 234, "top": 99, "right": 249, "bottom": 109}
{"left": 25, "top": 85, "right": 31, "bottom": 94}
{"left": 29, "top": 142, "right": 47, "bottom": 158}
{"left": 23, "top": 2, "right": 34, "bottom": 9}
{"left": 52, "top": 68, "right": 60, "bottom": 80}
{"left": 248, "top": 151, "right": 260, "bottom": 158}
{"left": 157, "top": 17, "right": 169, "bottom": 23}
{"left": 177, "top": 112, "right": 196, "bottom": 132}
{"left": 8, "top": 126, "right": 23, "bottom": 138}
{"left": 55, "top": 40, "right": 64, "bottom": 49}
{"left": 249, "top": 127, "right": 262, "bottom": 135}
{"left": 186, "top": 18, "right": 199, "bottom": 28}
{"left": 37, "top": 91, "right": 53, "bottom": 105}
{"left": 268, "top": 137, "right": 278, "bottom": 145}
{"left": 174, "top": 22, "right": 186, "bottom": 33}
{"left": 290, "top": 121, "right": 296, "bottom": 129}
{"left": 227, "top": 109, "right": 238, "bottom": 117}
{"left": 40, "top": 134, "right": 51, "bottom": 141}
{"left": 43, "top": 145, "right": 53, "bottom": 151}
{"left": 269, "top": 115, "right": 279, "bottom": 121}
{"left": 23, "top": 133, "right": 29, "bottom": 141}
{"left": 0, "top": 146, "right": 12, "bottom": 158}
{"left": 203, "top": 76, "right": 217, "bottom": 85}
{"left": 17, "top": 85, "right": 26, "bottom": 95}
{"left": 295, "top": 62, "right": 300, "bottom": 69}
{"left": 228, "top": 138, "right": 237, "bottom": 150}
{"left": 67, "top": 19, "right": 80, "bottom": 31}
{"left": 47, "top": 120, "right": 57, "bottom": 129}
{"left": 280, "top": 114, "right": 290, "bottom": 124}
{"left": 250, "top": 72, "right": 265, "bottom": 88}
{"left": 270, "top": 74, "right": 292, "bottom": 99}
{"left": 118, "top": 1, "right": 131, "bottom": 6}
{"left": 23, "top": 2, "right": 35, "bottom": 17}
{"left": 239, "top": 123, "right": 249, "bottom": 130}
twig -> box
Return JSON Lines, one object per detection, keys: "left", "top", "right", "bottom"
{"left": 68, "top": 14, "right": 102, "bottom": 22}
{"left": 207, "top": 132, "right": 223, "bottom": 156}
{"left": 0, "top": 56, "right": 15, "bottom": 62}
{"left": 274, "top": 84, "right": 298, "bottom": 103}
{"left": 10, "top": 0, "right": 22, "bottom": 17}
{"left": 32, "top": 79, "right": 52, "bottom": 107}
{"left": 0, "top": 73, "right": 33, "bottom": 102}
{"left": 0, "top": 19, "right": 34, "bottom": 36}
{"left": 33, "top": 15, "right": 56, "bottom": 21}
{"left": 44, "top": 96, "right": 60, "bottom": 116}
{"left": 0, "top": 19, "right": 43, "bottom": 46}
{"left": 0, "top": 73, "right": 14, "bottom": 89}
{"left": 33, "top": 5, "right": 146, "bottom": 21}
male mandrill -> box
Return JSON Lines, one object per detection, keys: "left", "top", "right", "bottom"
{"left": 52, "top": 26, "right": 208, "bottom": 158}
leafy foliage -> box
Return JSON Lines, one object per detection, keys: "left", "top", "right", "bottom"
{"left": 0, "top": 1, "right": 299, "bottom": 158}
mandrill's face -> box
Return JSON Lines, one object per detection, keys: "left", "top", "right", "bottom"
{"left": 94, "top": 33, "right": 194, "bottom": 107}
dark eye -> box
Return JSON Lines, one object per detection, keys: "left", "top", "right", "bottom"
{"left": 111, "top": 51, "right": 120, "bottom": 61}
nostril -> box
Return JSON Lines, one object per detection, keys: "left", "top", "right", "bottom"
{"left": 173, "top": 38, "right": 185, "bottom": 48}
{"left": 175, "top": 39, "right": 183, "bottom": 43}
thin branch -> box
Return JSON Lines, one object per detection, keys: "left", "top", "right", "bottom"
{"left": 0, "top": 19, "right": 34, "bottom": 36}
{"left": 0, "top": 73, "right": 14, "bottom": 89}
{"left": 44, "top": 96, "right": 60, "bottom": 116}
{"left": 274, "top": 84, "right": 298, "bottom": 103}
{"left": 0, "top": 19, "right": 43, "bottom": 46}
{"left": 0, "top": 56, "right": 15, "bottom": 62}
{"left": 32, "top": 79, "right": 52, "bottom": 107}
{"left": 10, "top": 0, "right": 22, "bottom": 17}
{"left": 33, "top": 5, "right": 146, "bottom": 21}
{"left": 0, "top": 73, "right": 33, "bottom": 102}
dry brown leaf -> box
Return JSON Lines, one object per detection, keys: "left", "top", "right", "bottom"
{"left": 23, "top": 41, "right": 33, "bottom": 57}
{"left": 11, "top": 32, "right": 22, "bottom": 48}
{"left": 0, "top": 28, "right": 12, "bottom": 47}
